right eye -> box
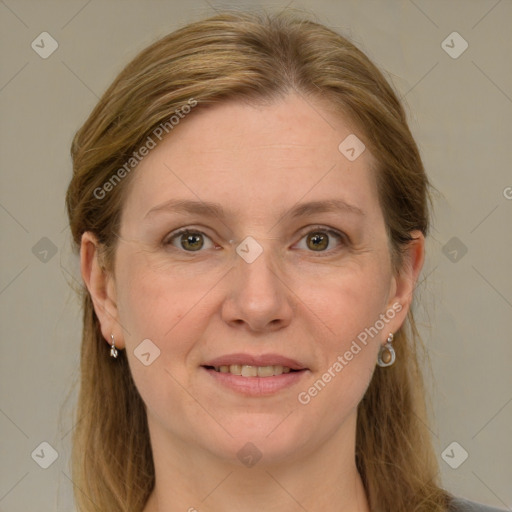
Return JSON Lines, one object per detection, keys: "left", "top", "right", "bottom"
{"left": 164, "top": 228, "right": 216, "bottom": 252}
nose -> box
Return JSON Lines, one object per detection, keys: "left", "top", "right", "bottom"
{"left": 220, "top": 239, "right": 294, "bottom": 334}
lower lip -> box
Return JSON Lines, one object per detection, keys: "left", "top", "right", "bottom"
{"left": 202, "top": 367, "right": 307, "bottom": 396}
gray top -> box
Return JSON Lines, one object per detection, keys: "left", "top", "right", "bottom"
{"left": 449, "top": 497, "right": 507, "bottom": 512}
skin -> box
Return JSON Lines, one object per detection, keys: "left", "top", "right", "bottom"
{"left": 81, "top": 93, "right": 424, "bottom": 512}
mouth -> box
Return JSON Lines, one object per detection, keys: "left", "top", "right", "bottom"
{"left": 202, "top": 364, "right": 302, "bottom": 377}
{"left": 200, "top": 354, "right": 309, "bottom": 396}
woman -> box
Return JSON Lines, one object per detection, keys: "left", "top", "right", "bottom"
{"left": 66, "top": 10, "right": 504, "bottom": 512}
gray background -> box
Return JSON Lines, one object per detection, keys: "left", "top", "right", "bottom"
{"left": 0, "top": 0, "right": 511, "bottom": 510}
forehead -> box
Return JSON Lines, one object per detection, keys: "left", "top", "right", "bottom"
{"left": 122, "top": 94, "right": 380, "bottom": 223}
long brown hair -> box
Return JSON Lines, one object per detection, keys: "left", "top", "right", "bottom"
{"left": 66, "top": 9, "right": 450, "bottom": 512}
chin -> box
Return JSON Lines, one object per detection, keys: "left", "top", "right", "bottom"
{"left": 196, "top": 414, "right": 314, "bottom": 467}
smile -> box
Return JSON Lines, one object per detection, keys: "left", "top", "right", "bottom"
{"left": 201, "top": 365, "right": 307, "bottom": 396}
{"left": 207, "top": 364, "right": 296, "bottom": 377}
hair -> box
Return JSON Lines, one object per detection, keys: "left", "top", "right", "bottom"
{"left": 66, "top": 9, "right": 451, "bottom": 512}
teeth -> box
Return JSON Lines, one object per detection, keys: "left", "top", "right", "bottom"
{"left": 257, "top": 365, "right": 275, "bottom": 377}
{"left": 212, "top": 364, "right": 293, "bottom": 377}
{"left": 242, "top": 365, "right": 258, "bottom": 377}
{"left": 229, "top": 364, "right": 242, "bottom": 375}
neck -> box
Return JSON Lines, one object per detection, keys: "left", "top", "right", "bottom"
{"left": 143, "top": 413, "right": 370, "bottom": 512}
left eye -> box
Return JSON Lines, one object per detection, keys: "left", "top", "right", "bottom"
{"left": 165, "top": 229, "right": 215, "bottom": 252}
{"left": 164, "top": 227, "right": 346, "bottom": 253}
{"left": 295, "top": 228, "right": 345, "bottom": 253}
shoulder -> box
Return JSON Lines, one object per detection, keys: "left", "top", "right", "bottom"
{"left": 449, "top": 497, "right": 508, "bottom": 512}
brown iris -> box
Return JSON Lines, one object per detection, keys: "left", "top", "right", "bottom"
{"left": 180, "top": 232, "right": 204, "bottom": 251}
{"left": 307, "top": 232, "right": 329, "bottom": 251}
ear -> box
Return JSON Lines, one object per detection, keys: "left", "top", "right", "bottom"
{"left": 80, "top": 231, "right": 125, "bottom": 350}
{"left": 385, "top": 230, "right": 425, "bottom": 333}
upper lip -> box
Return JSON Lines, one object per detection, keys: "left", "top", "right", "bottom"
{"left": 202, "top": 353, "right": 308, "bottom": 370}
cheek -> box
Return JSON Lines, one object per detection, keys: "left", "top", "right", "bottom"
{"left": 115, "top": 242, "right": 213, "bottom": 334}
{"left": 319, "top": 259, "right": 392, "bottom": 341}
{"left": 114, "top": 247, "right": 226, "bottom": 389}
{"left": 298, "top": 261, "right": 392, "bottom": 408}
{"left": 113, "top": 259, "right": 207, "bottom": 433}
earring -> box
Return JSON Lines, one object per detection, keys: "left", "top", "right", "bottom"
{"left": 377, "top": 333, "right": 395, "bottom": 367}
{"left": 110, "top": 334, "right": 118, "bottom": 359}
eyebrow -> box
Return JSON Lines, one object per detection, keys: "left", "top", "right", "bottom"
{"left": 144, "top": 198, "right": 365, "bottom": 220}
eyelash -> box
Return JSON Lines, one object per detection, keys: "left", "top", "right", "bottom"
{"left": 163, "top": 225, "right": 349, "bottom": 255}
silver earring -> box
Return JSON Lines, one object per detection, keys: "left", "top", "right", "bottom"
{"left": 377, "top": 333, "right": 395, "bottom": 367}
{"left": 110, "top": 334, "right": 118, "bottom": 359}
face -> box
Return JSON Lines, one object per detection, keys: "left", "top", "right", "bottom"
{"left": 85, "top": 93, "right": 420, "bottom": 467}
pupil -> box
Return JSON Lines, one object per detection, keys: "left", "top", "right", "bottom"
{"left": 183, "top": 233, "right": 203, "bottom": 250}
{"left": 309, "top": 232, "right": 327, "bottom": 251}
